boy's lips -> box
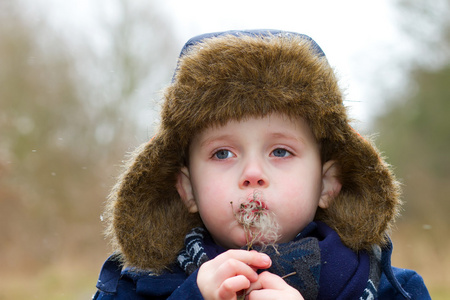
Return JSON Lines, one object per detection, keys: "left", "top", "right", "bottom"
{"left": 239, "top": 199, "right": 268, "bottom": 214}
{"left": 245, "top": 190, "right": 268, "bottom": 209}
{"left": 233, "top": 190, "right": 280, "bottom": 248}
{"left": 236, "top": 190, "right": 270, "bottom": 225}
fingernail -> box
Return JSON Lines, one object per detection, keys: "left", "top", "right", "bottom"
{"left": 261, "top": 254, "right": 271, "bottom": 265}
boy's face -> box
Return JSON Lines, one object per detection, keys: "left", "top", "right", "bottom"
{"left": 177, "top": 113, "right": 340, "bottom": 249}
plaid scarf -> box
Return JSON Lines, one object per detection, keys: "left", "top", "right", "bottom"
{"left": 177, "top": 222, "right": 380, "bottom": 300}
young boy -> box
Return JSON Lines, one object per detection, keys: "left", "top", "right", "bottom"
{"left": 94, "top": 30, "right": 430, "bottom": 299}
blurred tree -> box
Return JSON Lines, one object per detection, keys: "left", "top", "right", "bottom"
{"left": 372, "top": 2, "right": 450, "bottom": 294}
{"left": 374, "top": 0, "right": 450, "bottom": 223}
{"left": 375, "top": 66, "right": 450, "bottom": 221}
{"left": 0, "top": 0, "right": 176, "bottom": 279}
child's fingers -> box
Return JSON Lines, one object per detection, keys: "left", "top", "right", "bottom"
{"left": 197, "top": 250, "right": 272, "bottom": 299}
{"left": 247, "top": 271, "right": 304, "bottom": 300}
{"left": 251, "top": 271, "right": 286, "bottom": 289}
{"left": 215, "top": 258, "right": 259, "bottom": 283}
{"left": 218, "top": 249, "right": 272, "bottom": 269}
{"left": 247, "top": 289, "right": 303, "bottom": 300}
{"left": 217, "top": 275, "right": 251, "bottom": 299}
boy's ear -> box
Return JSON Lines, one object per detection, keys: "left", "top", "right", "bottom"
{"left": 176, "top": 167, "right": 198, "bottom": 213}
{"left": 319, "top": 160, "right": 342, "bottom": 209}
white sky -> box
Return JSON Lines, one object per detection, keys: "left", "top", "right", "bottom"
{"left": 22, "top": 0, "right": 411, "bottom": 131}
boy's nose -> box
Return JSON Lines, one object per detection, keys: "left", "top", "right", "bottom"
{"left": 239, "top": 159, "right": 269, "bottom": 188}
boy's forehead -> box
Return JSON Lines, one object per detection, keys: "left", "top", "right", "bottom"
{"left": 190, "top": 113, "right": 315, "bottom": 145}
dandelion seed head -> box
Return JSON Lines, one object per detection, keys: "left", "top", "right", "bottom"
{"left": 232, "top": 190, "right": 280, "bottom": 250}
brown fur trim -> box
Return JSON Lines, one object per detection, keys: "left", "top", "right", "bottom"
{"left": 316, "top": 125, "right": 402, "bottom": 250}
{"left": 105, "top": 138, "right": 203, "bottom": 271}
{"left": 105, "top": 33, "right": 402, "bottom": 271}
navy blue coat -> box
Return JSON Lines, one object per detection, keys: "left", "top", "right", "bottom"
{"left": 93, "top": 241, "right": 430, "bottom": 299}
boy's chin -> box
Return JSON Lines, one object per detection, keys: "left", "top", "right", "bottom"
{"left": 211, "top": 229, "right": 249, "bottom": 250}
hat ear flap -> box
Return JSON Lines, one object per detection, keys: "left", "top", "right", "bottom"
{"left": 316, "top": 131, "right": 401, "bottom": 251}
{"left": 105, "top": 138, "right": 203, "bottom": 271}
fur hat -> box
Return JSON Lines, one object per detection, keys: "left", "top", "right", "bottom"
{"left": 104, "top": 30, "right": 401, "bottom": 272}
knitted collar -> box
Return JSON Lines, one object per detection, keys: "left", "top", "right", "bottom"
{"left": 177, "top": 222, "right": 381, "bottom": 300}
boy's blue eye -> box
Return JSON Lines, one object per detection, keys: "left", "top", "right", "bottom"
{"left": 214, "top": 150, "right": 233, "bottom": 159}
{"left": 272, "top": 148, "right": 291, "bottom": 157}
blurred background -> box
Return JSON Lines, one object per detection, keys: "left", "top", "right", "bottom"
{"left": 0, "top": 0, "right": 448, "bottom": 299}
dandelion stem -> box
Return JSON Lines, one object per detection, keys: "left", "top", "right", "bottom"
{"left": 281, "top": 272, "right": 297, "bottom": 279}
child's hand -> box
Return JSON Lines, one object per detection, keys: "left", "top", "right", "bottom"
{"left": 197, "top": 250, "right": 271, "bottom": 300}
{"left": 246, "top": 271, "right": 304, "bottom": 300}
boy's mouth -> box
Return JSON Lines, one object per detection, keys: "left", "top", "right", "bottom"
{"left": 232, "top": 190, "right": 280, "bottom": 249}
{"left": 237, "top": 191, "right": 269, "bottom": 226}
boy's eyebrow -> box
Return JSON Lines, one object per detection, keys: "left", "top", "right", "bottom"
{"left": 199, "top": 132, "right": 306, "bottom": 147}
{"left": 269, "top": 132, "right": 306, "bottom": 145}
{"left": 199, "top": 134, "right": 235, "bottom": 148}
